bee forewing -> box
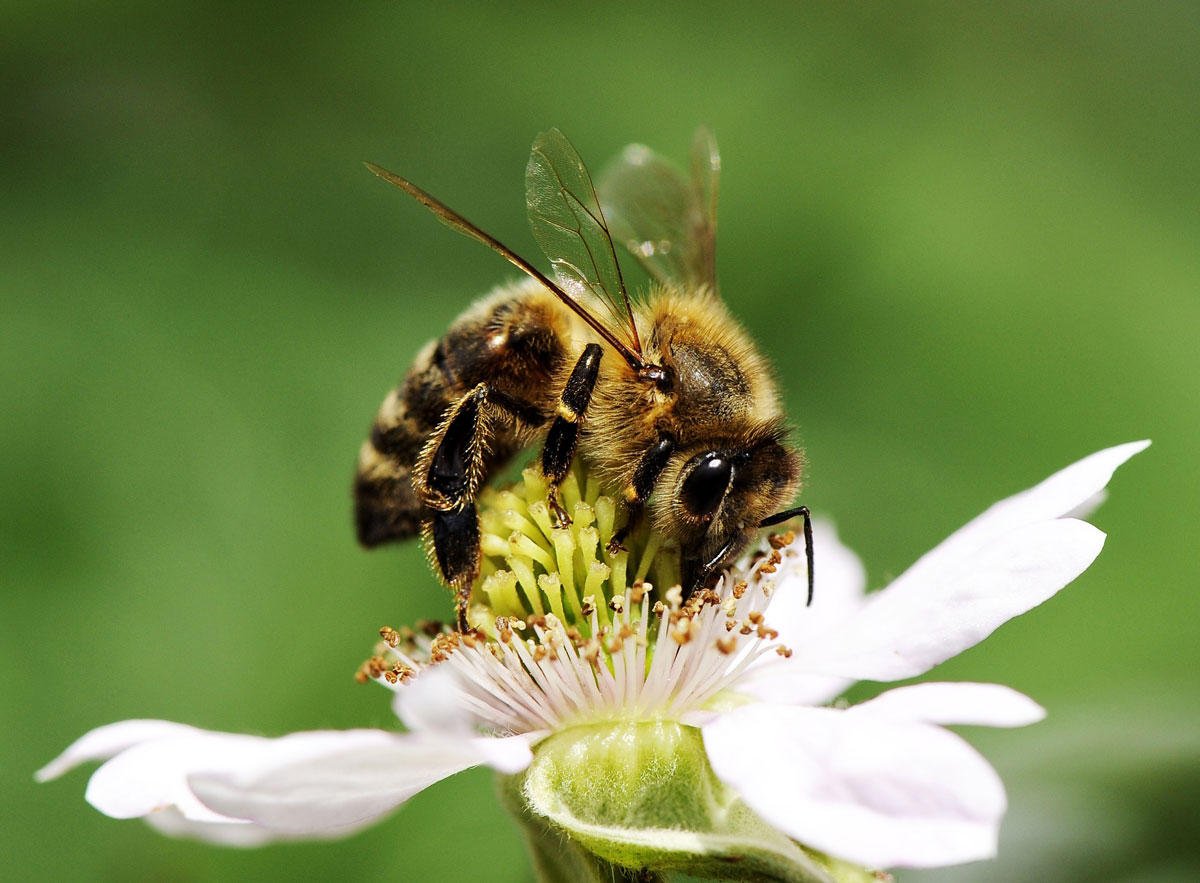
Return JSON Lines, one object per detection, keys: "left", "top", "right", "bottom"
{"left": 526, "top": 129, "right": 642, "bottom": 356}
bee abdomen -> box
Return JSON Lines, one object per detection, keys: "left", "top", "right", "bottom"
{"left": 354, "top": 428, "right": 426, "bottom": 547}
{"left": 353, "top": 283, "right": 570, "bottom": 550}
{"left": 354, "top": 461, "right": 423, "bottom": 546}
{"left": 354, "top": 350, "right": 452, "bottom": 547}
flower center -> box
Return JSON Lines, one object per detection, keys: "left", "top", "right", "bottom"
{"left": 471, "top": 463, "right": 675, "bottom": 635}
{"left": 359, "top": 462, "right": 799, "bottom": 734}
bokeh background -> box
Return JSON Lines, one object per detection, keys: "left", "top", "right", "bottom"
{"left": 5, "top": 3, "right": 1197, "bottom": 880}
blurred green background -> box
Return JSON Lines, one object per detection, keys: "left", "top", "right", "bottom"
{"left": 4, "top": 3, "right": 1197, "bottom": 880}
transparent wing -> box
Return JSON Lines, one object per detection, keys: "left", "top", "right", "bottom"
{"left": 597, "top": 127, "right": 719, "bottom": 292}
{"left": 365, "top": 161, "right": 644, "bottom": 369}
{"left": 526, "top": 129, "right": 641, "bottom": 356}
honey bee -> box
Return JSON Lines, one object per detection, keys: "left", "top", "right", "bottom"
{"left": 355, "top": 129, "right": 812, "bottom": 629}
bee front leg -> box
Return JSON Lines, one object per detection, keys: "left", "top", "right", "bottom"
{"left": 416, "top": 384, "right": 494, "bottom": 630}
{"left": 608, "top": 435, "right": 676, "bottom": 555}
{"left": 541, "top": 343, "right": 603, "bottom": 527}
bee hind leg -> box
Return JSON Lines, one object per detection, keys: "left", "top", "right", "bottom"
{"left": 541, "top": 343, "right": 603, "bottom": 527}
{"left": 416, "top": 384, "right": 497, "bottom": 630}
{"left": 427, "top": 507, "right": 481, "bottom": 632}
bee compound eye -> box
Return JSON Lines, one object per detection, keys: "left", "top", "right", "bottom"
{"left": 681, "top": 453, "right": 733, "bottom": 518}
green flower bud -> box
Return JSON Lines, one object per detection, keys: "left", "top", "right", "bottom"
{"left": 504, "top": 720, "right": 878, "bottom": 883}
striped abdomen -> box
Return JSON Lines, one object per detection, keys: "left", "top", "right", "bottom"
{"left": 354, "top": 282, "right": 571, "bottom": 548}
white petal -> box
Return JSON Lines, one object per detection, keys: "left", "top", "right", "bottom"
{"left": 737, "top": 521, "right": 865, "bottom": 705}
{"left": 85, "top": 729, "right": 397, "bottom": 824}
{"left": 140, "top": 803, "right": 390, "bottom": 847}
{"left": 703, "top": 703, "right": 1008, "bottom": 868}
{"left": 36, "top": 720, "right": 203, "bottom": 783}
{"left": 476, "top": 732, "right": 542, "bottom": 771}
{"left": 853, "top": 682, "right": 1045, "bottom": 728}
{"left": 392, "top": 664, "right": 478, "bottom": 735}
{"left": 48, "top": 719, "right": 533, "bottom": 843}
{"left": 141, "top": 806, "right": 308, "bottom": 847}
{"left": 761, "top": 520, "right": 868, "bottom": 647}
{"left": 791, "top": 443, "right": 1147, "bottom": 684}
{"left": 189, "top": 733, "right": 533, "bottom": 834}
{"left": 790, "top": 517, "right": 1105, "bottom": 681}
{"left": 891, "top": 441, "right": 1147, "bottom": 589}
{"left": 1064, "top": 489, "right": 1107, "bottom": 520}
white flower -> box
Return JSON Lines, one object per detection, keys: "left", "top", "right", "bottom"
{"left": 38, "top": 441, "right": 1148, "bottom": 873}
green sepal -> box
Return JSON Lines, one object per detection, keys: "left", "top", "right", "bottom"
{"left": 500, "top": 720, "right": 879, "bottom": 883}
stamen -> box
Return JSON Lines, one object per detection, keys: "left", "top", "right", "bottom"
{"left": 537, "top": 573, "right": 569, "bottom": 624}
{"left": 363, "top": 460, "right": 807, "bottom": 735}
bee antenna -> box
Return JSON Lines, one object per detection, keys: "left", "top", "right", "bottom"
{"left": 759, "top": 505, "right": 814, "bottom": 606}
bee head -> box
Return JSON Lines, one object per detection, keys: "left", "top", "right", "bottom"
{"left": 666, "top": 424, "right": 802, "bottom": 595}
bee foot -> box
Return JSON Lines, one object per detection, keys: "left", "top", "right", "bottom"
{"left": 548, "top": 495, "right": 573, "bottom": 528}
{"left": 606, "top": 537, "right": 628, "bottom": 556}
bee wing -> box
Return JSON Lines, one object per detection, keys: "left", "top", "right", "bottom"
{"left": 526, "top": 129, "right": 642, "bottom": 356}
{"left": 366, "top": 159, "right": 644, "bottom": 369}
{"left": 597, "top": 127, "right": 719, "bottom": 293}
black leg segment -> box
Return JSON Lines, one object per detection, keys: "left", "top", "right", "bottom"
{"left": 541, "top": 343, "right": 602, "bottom": 484}
{"left": 415, "top": 383, "right": 495, "bottom": 624}
{"left": 431, "top": 505, "right": 481, "bottom": 631}
{"left": 632, "top": 436, "right": 676, "bottom": 502}
{"left": 608, "top": 435, "right": 675, "bottom": 554}
{"left": 425, "top": 384, "right": 488, "bottom": 506}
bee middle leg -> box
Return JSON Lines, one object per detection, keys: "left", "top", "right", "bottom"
{"left": 540, "top": 343, "right": 603, "bottom": 527}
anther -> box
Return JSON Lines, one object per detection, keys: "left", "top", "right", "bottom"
{"left": 355, "top": 655, "right": 389, "bottom": 684}
{"left": 383, "top": 663, "right": 413, "bottom": 685}
{"left": 430, "top": 632, "right": 461, "bottom": 661}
